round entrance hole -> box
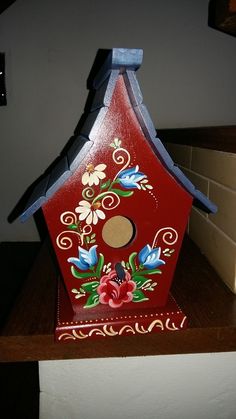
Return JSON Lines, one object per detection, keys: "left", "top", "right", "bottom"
{"left": 102, "top": 215, "right": 136, "bottom": 248}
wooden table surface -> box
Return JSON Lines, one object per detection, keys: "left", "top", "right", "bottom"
{"left": 0, "top": 236, "right": 236, "bottom": 362}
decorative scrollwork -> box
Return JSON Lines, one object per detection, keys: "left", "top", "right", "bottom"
{"left": 148, "top": 319, "right": 165, "bottom": 331}
{"left": 57, "top": 316, "right": 184, "bottom": 341}
{"left": 101, "top": 191, "right": 120, "bottom": 210}
{"left": 60, "top": 211, "right": 77, "bottom": 226}
{"left": 112, "top": 147, "right": 131, "bottom": 180}
{"left": 82, "top": 187, "right": 95, "bottom": 201}
{"left": 165, "top": 318, "right": 179, "bottom": 331}
{"left": 56, "top": 224, "right": 92, "bottom": 250}
{"left": 152, "top": 227, "right": 178, "bottom": 248}
{"left": 56, "top": 230, "right": 81, "bottom": 250}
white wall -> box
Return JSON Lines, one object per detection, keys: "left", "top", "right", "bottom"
{"left": 39, "top": 353, "right": 236, "bottom": 419}
{"left": 0, "top": 0, "right": 236, "bottom": 241}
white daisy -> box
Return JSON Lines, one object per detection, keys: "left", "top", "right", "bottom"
{"left": 75, "top": 200, "right": 105, "bottom": 225}
{"left": 82, "top": 163, "right": 106, "bottom": 186}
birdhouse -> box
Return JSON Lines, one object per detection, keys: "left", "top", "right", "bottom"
{"left": 20, "top": 48, "right": 217, "bottom": 341}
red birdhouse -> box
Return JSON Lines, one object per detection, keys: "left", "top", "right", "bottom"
{"left": 20, "top": 49, "right": 217, "bottom": 341}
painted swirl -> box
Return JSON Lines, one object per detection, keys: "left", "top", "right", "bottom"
{"left": 60, "top": 211, "right": 77, "bottom": 226}
{"left": 56, "top": 231, "right": 77, "bottom": 250}
{"left": 82, "top": 187, "right": 95, "bottom": 201}
{"left": 112, "top": 147, "right": 131, "bottom": 180}
{"left": 56, "top": 224, "right": 92, "bottom": 249}
{"left": 101, "top": 191, "right": 120, "bottom": 210}
{"left": 152, "top": 227, "right": 178, "bottom": 248}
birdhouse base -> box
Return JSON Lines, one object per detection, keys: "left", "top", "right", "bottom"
{"left": 55, "top": 279, "right": 187, "bottom": 342}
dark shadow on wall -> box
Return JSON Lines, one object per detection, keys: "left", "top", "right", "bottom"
{"left": 7, "top": 49, "right": 111, "bottom": 241}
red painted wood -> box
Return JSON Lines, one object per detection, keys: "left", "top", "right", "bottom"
{"left": 55, "top": 279, "right": 187, "bottom": 342}
{"left": 43, "top": 75, "right": 193, "bottom": 314}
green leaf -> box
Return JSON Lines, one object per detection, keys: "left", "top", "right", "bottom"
{"left": 67, "top": 224, "right": 78, "bottom": 230}
{"left": 71, "top": 288, "right": 79, "bottom": 293}
{"left": 71, "top": 266, "right": 94, "bottom": 279}
{"left": 84, "top": 292, "right": 100, "bottom": 308}
{"left": 86, "top": 236, "right": 90, "bottom": 243}
{"left": 132, "top": 290, "right": 149, "bottom": 303}
{"left": 101, "top": 179, "right": 111, "bottom": 190}
{"left": 95, "top": 253, "right": 104, "bottom": 278}
{"left": 90, "top": 239, "right": 96, "bottom": 244}
{"left": 111, "top": 188, "right": 134, "bottom": 197}
{"left": 133, "top": 269, "right": 162, "bottom": 276}
{"left": 145, "top": 281, "right": 158, "bottom": 291}
{"left": 114, "top": 138, "right": 121, "bottom": 147}
{"left": 129, "top": 252, "right": 137, "bottom": 273}
{"left": 81, "top": 281, "right": 99, "bottom": 293}
{"left": 132, "top": 275, "right": 149, "bottom": 289}
{"left": 91, "top": 233, "right": 96, "bottom": 239}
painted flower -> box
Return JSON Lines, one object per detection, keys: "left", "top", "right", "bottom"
{"left": 97, "top": 269, "right": 136, "bottom": 308}
{"left": 75, "top": 200, "right": 105, "bottom": 225}
{"left": 82, "top": 163, "right": 106, "bottom": 186}
{"left": 138, "top": 244, "right": 165, "bottom": 269}
{"left": 110, "top": 137, "right": 122, "bottom": 149}
{"left": 67, "top": 245, "right": 98, "bottom": 270}
{"left": 118, "top": 165, "right": 147, "bottom": 189}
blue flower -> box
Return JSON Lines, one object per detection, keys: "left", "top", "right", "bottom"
{"left": 68, "top": 245, "right": 98, "bottom": 270}
{"left": 118, "top": 165, "right": 147, "bottom": 189}
{"left": 138, "top": 244, "right": 165, "bottom": 269}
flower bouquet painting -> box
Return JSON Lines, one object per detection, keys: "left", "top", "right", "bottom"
{"left": 54, "top": 138, "right": 179, "bottom": 314}
{"left": 69, "top": 242, "right": 166, "bottom": 309}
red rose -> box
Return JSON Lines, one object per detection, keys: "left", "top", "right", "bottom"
{"left": 97, "top": 269, "right": 136, "bottom": 308}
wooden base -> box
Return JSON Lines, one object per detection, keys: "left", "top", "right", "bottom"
{"left": 55, "top": 279, "right": 187, "bottom": 342}
{"left": 1, "top": 237, "right": 236, "bottom": 361}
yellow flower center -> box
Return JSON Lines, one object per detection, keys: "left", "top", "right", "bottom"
{"left": 86, "top": 163, "right": 95, "bottom": 173}
{"left": 93, "top": 201, "right": 101, "bottom": 210}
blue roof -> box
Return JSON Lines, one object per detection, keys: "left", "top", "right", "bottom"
{"left": 20, "top": 48, "right": 217, "bottom": 222}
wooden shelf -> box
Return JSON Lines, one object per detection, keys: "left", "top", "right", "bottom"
{"left": 159, "top": 125, "right": 236, "bottom": 153}
{"left": 0, "top": 236, "right": 236, "bottom": 362}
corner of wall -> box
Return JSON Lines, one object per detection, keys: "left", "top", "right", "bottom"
{"left": 165, "top": 143, "right": 236, "bottom": 293}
